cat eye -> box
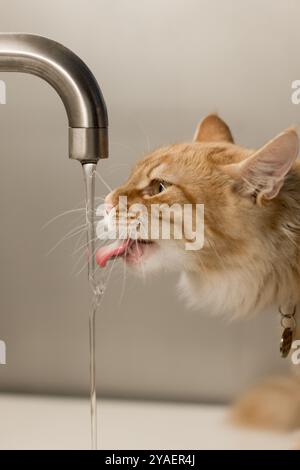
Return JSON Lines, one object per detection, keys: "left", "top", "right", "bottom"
{"left": 158, "top": 181, "right": 167, "bottom": 193}
{"left": 146, "top": 179, "right": 171, "bottom": 196}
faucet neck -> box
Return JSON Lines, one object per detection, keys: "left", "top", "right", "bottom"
{"left": 0, "top": 33, "right": 108, "bottom": 163}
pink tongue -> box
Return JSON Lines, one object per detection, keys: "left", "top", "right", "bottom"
{"left": 96, "top": 240, "right": 132, "bottom": 268}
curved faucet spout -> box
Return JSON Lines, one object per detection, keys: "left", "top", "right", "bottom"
{"left": 0, "top": 33, "right": 108, "bottom": 163}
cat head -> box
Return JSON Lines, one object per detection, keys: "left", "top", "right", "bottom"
{"left": 96, "top": 115, "right": 299, "bottom": 285}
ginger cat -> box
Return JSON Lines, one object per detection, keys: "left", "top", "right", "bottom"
{"left": 96, "top": 114, "right": 300, "bottom": 431}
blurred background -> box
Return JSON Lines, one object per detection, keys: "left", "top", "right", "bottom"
{"left": 0, "top": 0, "right": 298, "bottom": 407}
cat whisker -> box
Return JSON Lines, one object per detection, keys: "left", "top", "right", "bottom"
{"left": 105, "top": 162, "right": 131, "bottom": 177}
{"left": 72, "top": 236, "right": 100, "bottom": 256}
{"left": 72, "top": 233, "right": 113, "bottom": 258}
{"left": 110, "top": 140, "right": 140, "bottom": 155}
{"left": 64, "top": 213, "right": 86, "bottom": 233}
{"left": 73, "top": 242, "right": 100, "bottom": 278}
{"left": 71, "top": 243, "right": 98, "bottom": 276}
{"left": 135, "top": 120, "right": 151, "bottom": 153}
{"left": 72, "top": 229, "right": 87, "bottom": 255}
{"left": 94, "top": 170, "right": 112, "bottom": 192}
{"left": 118, "top": 242, "right": 129, "bottom": 306}
{"left": 46, "top": 224, "right": 87, "bottom": 256}
{"left": 41, "top": 207, "right": 87, "bottom": 230}
{"left": 135, "top": 237, "right": 146, "bottom": 281}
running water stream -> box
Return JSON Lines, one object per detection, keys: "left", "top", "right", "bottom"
{"left": 82, "top": 162, "right": 104, "bottom": 450}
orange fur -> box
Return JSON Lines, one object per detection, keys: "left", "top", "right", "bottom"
{"left": 230, "top": 376, "right": 300, "bottom": 431}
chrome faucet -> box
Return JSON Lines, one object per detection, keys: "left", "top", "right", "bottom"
{"left": 0, "top": 33, "right": 108, "bottom": 163}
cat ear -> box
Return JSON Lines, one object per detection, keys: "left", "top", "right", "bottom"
{"left": 193, "top": 114, "right": 234, "bottom": 143}
{"left": 224, "top": 128, "right": 299, "bottom": 201}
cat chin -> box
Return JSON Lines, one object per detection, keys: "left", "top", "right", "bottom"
{"left": 126, "top": 240, "right": 185, "bottom": 275}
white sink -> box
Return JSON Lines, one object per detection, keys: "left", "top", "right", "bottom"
{"left": 0, "top": 394, "right": 297, "bottom": 450}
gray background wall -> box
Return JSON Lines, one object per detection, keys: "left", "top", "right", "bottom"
{"left": 0, "top": 0, "right": 297, "bottom": 402}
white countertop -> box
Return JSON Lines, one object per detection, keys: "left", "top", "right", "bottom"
{"left": 0, "top": 394, "right": 297, "bottom": 450}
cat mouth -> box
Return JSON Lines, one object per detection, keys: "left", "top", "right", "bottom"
{"left": 96, "top": 239, "right": 156, "bottom": 268}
